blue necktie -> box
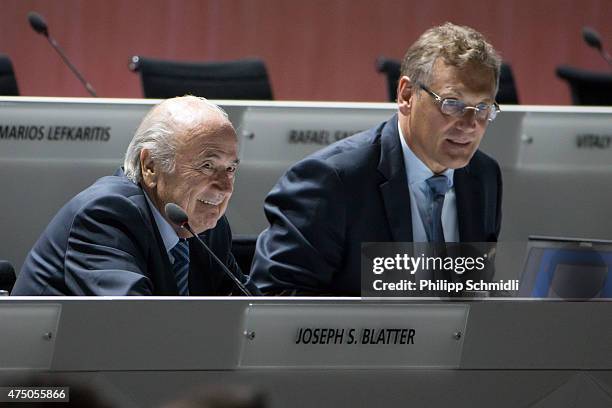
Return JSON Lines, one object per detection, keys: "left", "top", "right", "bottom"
{"left": 425, "top": 175, "right": 450, "bottom": 243}
{"left": 170, "top": 239, "right": 190, "bottom": 296}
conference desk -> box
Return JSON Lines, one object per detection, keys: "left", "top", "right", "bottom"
{"left": 2, "top": 99, "right": 611, "bottom": 406}
{"left": 1, "top": 97, "right": 612, "bottom": 272}
{"left": 0, "top": 297, "right": 610, "bottom": 407}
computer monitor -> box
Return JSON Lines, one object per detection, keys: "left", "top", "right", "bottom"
{"left": 519, "top": 236, "right": 612, "bottom": 299}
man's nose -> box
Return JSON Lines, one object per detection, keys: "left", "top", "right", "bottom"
{"left": 212, "top": 171, "right": 234, "bottom": 193}
{"left": 455, "top": 109, "right": 478, "bottom": 131}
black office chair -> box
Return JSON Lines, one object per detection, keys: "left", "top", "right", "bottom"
{"left": 556, "top": 65, "right": 612, "bottom": 106}
{"left": 498, "top": 63, "right": 519, "bottom": 104}
{"left": 375, "top": 56, "right": 520, "bottom": 104}
{"left": 129, "top": 56, "right": 273, "bottom": 100}
{"left": 375, "top": 57, "right": 402, "bottom": 102}
{"left": 0, "top": 54, "right": 19, "bottom": 96}
{"left": 0, "top": 260, "right": 16, "bottom": 294}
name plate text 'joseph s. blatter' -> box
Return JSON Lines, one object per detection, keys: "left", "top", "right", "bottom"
{"left": 238, "top": 303, "right": 469, "bottom": 368}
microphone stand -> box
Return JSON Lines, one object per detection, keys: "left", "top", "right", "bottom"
{"left": 181, "top": 222, "right": 254, "bottom": 296}
{"left": 44, "top": 36, "right": 97, "bottom": 97}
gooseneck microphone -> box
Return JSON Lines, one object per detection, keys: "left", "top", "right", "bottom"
{"left": 582, "top": 26, "right": 612, "bottom": 69}
{"left": 27, "top": 11, "right": 98, "bottom": 96}
{"left": 164, "top": 203, "right": 254, "bottom": 296}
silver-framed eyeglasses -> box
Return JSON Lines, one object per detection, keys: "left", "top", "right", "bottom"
{"left": 418, "top": 83, "right": 500, "bottom": 122}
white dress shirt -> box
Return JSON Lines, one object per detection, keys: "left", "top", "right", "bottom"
{"left": 143, "top": 189, "right": 181, "bottom": 262}
{"left": 397, "top": 123, "right": 459, "bottom": 242}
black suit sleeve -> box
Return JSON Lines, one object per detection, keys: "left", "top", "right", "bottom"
{"left": 64, "top": 194, "right": 154, "bottom": 295}
{"left": 250, "top": 158, "right": 347, "bottom": 295}
{"left": 226, "top": 247, "right": 261, "bottom": 296}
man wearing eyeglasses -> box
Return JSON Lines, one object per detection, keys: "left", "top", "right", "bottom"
{"left": 251, "top": 23, "right": 503, "bottom": 295}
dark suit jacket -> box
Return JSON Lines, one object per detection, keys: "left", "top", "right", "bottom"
{"left": 12, "top": 169, "right": 257, "bottom": 296}
{"left": 251, "top": 115, "right": 502, "bottom": 295}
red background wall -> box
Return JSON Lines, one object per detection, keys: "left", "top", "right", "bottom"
{"left": 0, "top": 0, "right": 610, "bottom": 104}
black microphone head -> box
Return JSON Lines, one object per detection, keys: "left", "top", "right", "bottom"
{"left": 582, "top": 26, "right": 602, "bottom": 50}
{"left": 28, "top": 11, "right": 49, "bottom": 36}
{"left": 165, "top": 203, "right": 189, "bottom": 227}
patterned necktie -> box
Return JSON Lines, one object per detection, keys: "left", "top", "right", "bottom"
{"left": 170, "top": 239, "right": 190, "bottom": 296}
{"left": 425, "top": 175, "right": 450, "bottom": 243}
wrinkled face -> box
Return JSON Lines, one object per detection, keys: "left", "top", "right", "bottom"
{"left": 143, "top": 120, "right": 239, "bottom": 237}
{"left": 398, "top": 59, "right": 497, "bottom": 173}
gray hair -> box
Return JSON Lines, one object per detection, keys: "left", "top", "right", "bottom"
{"left": 123, "top": 96, "right": 230, "bottom": 183}
{"left": 401, "top": 22, "right": 502, "bottom": 92}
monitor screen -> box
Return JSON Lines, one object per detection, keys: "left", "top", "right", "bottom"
{"left": 519, "top": 236, "right": 612, "bottom": 299}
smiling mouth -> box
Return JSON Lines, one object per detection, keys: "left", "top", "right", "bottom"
{"left": 197, "top": 198, "right": 222, "bottom": 206}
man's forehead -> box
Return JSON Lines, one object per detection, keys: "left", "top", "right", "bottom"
{"left": 185, "top": 132, "right": 239, "bottom": 161}
{"left": 195, "top": 146, "right": 239, "bottom": 161}
{"left": 181, "top": 119, "right": 236, "bottom": 144}
{"left": 430, "top": 60, "right": 496, "bottom": 96}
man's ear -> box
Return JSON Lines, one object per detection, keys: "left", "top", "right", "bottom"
{"left": 397, "top": 76, "right": 414, "bottom": 116}
{"left": 140, "top": 149, "right": 157, "bottom": 188}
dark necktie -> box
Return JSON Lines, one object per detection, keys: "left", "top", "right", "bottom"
{"left": 425, "top": 175, "right": 450, "bottom": 243}
{"left": 170, "top": 239, "right": 190, "bottom": 295}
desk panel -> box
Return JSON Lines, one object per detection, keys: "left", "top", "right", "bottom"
{"left": 0, "top": 298, "right": 610, "bottom": 407}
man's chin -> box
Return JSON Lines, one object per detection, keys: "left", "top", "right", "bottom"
{"left": 446, "top": 160, "right": 470, "bottom": 170}
{"left": 439, "top": 152, "right": 476, "bottom": 170}
{"left": 190, "top": 218, "right": 219, "bottom": 235}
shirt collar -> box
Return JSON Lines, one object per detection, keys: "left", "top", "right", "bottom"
{"left": 397, "top": 121, "right": 454, "bottom": 188}
{"left": 142, "top": 188, "right": 180, "bottom": 254}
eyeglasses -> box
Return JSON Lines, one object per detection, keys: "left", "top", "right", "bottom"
{"left": 418, "top": 83, "right": 500, "bottom": 123}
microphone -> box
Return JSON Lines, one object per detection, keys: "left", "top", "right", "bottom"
{"left": 164, "top": 203, "right": 254, "bottom": 296}
{"left": 27, "top": 11, "right": 98, "bottom": 97}
{"left": 582, "top": 26, "right": 612, "bottom": 68}
{"left": 28, "top": 12, "right": 48, "bottom": 36}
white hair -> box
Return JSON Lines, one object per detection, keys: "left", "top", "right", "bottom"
{"left": 123, "top": 96, "right": 230, "bottom": 183}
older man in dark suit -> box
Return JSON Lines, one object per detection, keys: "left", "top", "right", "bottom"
{"left": 251, "top": 23, "right": 503, "bottom": 295}
{"left": 13, "top": 96, "right": 257, "bottom": 296}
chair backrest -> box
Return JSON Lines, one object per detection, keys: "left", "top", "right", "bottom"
{"left": 376, "top": 56, "right": 520, "bottom": 104}
{"left": 497, "top": 63, "right": 519, "bottom": 104}
{"left": 0, "top": 260, "right": 16, "bottom": 294}
{"left": 556, "top": 65, "right": 612, "bottom": 106}
{"left": 130, "top": 56, "right": 273, "bottom": 100}
{"left": 375, "top": 57, "right": 401, "bottom": 102}
{"left": 0, "top": 54, "right": 19, "bottom": 96}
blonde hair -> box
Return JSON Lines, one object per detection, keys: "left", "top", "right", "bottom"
{"left": 401, "top": 22, "right": 501, "bottom": 91}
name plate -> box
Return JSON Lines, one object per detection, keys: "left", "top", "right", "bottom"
{"left": 0, "top": 303, "right": 62, "bottom": 369}
{"left": 520, "top": 110, "right": 612, "bottom": 169}
{"left": 238, "top": 303, "right": 469, "bottom": 368}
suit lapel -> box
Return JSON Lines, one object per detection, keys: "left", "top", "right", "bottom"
{"left": 138, "top": 183, "right": 180, "bottom": 295}
{"left": 454, "top": 165, "right": 485, "bottom": 242}
{"left": 114, "top": 169, "right": 180, "bottom": 295}
{"left": 377, "top": 115, "right": 413, "bottom": 242}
